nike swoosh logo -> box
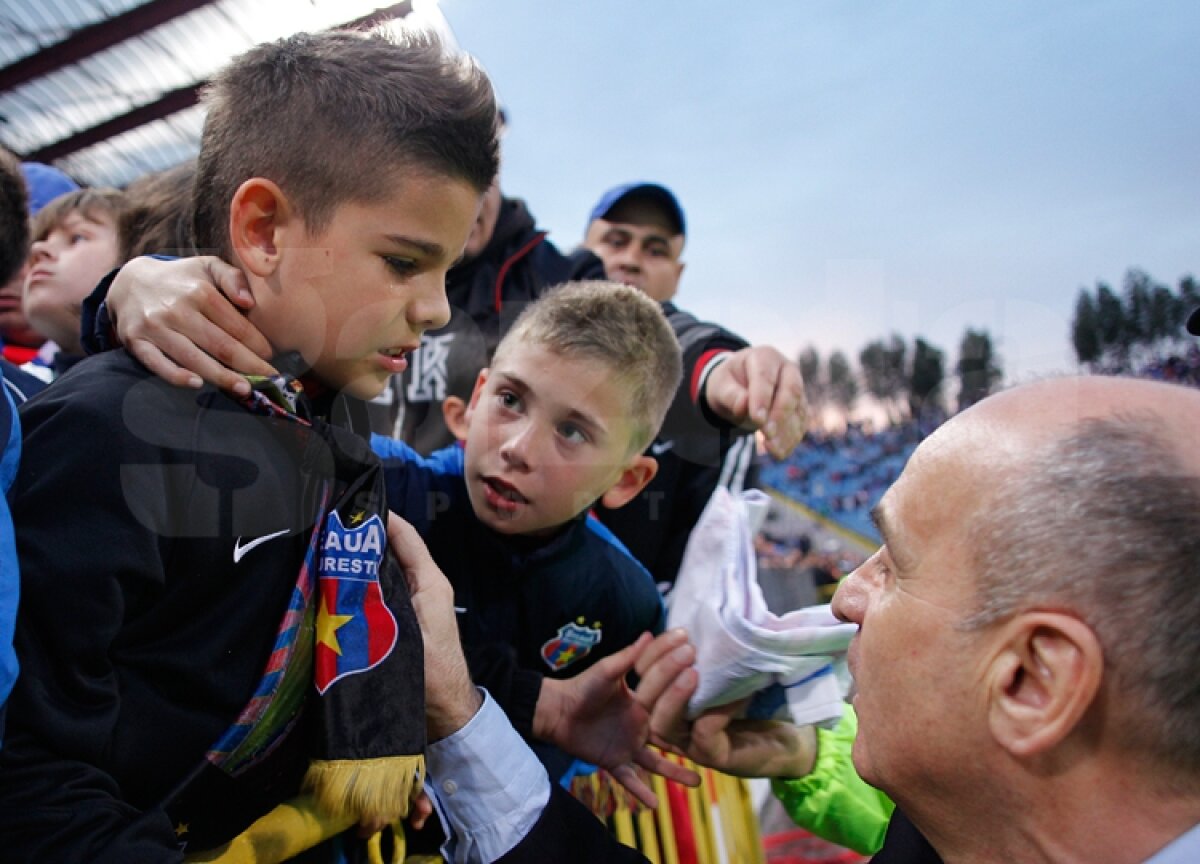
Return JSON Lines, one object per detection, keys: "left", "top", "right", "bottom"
{"left": 233, "top": 529, "right": 291, "bottom": 563}
{"left": 650, "top": 440, "right": 675, "bottom": 456}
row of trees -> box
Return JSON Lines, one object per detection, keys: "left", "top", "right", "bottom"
{"left": 798, "top": 266, "right": 1196, "bottom": 428}
{"left": 798, "top": 328, "right": 1001, "bottom": 422}
{"left": 1071, "top": 269, "right": 1198, "bottom": 368}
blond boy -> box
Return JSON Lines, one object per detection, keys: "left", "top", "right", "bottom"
{"left": 373, "top": 280, "right": 690, "bottom": 803}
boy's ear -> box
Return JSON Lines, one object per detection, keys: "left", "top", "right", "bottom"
{"left": 442, "top": 396, "right": 470, "bottom": 443}
{"left": 599, "top": 455, "right": 658, "bottom": 510}
{"left": 229, "top": 178, "right": 292, "bottom": 277}
{"left": 985, "top": 612, "right": 1103, "bottom": 759}
{"left": 466, "top": 369, "right": 490, "bottom": 413}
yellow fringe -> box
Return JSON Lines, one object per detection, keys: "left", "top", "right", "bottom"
{"left": 303, "top": 755, "right": 426, "bottom": 824}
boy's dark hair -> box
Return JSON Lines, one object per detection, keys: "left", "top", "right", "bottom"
{"left": 30, "top": 187, "right": 128, "bottom": 247}
{"left": 0, "top": 148, "right": 29, "bottom": 286}
{"left": 122, "top": 161, "right": 198, "bottom": 260}
{"left": 193, "top": 29, "right": 499, "bottom": 261}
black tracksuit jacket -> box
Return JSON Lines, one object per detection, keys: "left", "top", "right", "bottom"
{"left": 0, "top": 351, "right": 648, "bottom": 863}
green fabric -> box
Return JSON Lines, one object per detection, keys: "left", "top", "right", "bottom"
{"left": 770, "top": 705, "right": 895, "bottom": 855}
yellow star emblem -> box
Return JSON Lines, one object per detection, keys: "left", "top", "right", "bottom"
{"left": 316, "top": 594, "right": 354, "bottom": 656}
{"left": 348, "top": 511, "right": 367, "bottom": 526}
{"left": 175, "top": 823, "right": 189, "bottom": 837}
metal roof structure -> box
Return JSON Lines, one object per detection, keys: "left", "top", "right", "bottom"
{"left": 0, "top": 0, "right": 434, "bottom": 189}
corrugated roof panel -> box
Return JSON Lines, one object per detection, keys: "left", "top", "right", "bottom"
{"left": 1, "top": 0, "right": 421, "bottom": 186}
{"left": 1, "top": 6, "right": 236, "bottom": 152}
{"left": 58, "top": 101, "right": 204, "bottom": 187}
{"left": 0, "top": 0, "right": 145, "bottom": 65}
{"left": 218, "top": 0, "right": 399, "bottom": 44}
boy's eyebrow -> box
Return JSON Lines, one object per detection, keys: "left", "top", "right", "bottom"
{"left": 563, "top": 404, "right": 607, "bottom": 439}
{"left": 383, "top": 234, "right": 449, "bottom": 260}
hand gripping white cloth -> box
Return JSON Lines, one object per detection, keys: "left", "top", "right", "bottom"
{"left": 666, "top": 487, "right": 856, "bottom": 727}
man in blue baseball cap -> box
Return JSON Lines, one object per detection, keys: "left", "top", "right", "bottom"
{"left": 584, "top": 182, "right": 687, "bottom": 303}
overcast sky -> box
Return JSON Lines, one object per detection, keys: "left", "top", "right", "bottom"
{"left": 434, "top": 0, "right": 1198, "bottom": 388}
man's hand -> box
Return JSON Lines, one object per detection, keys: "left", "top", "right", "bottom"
{"left": 386, "top": 514, "right": 482, "bottom": 741}
{"left": 703, "top": 345, "right": 808, "bottom": 459}
{"left": 534, "top": 631, "right": 700, "bottom": 808}
{"left": 108, "top": 255, "right": 276, "bottom": 396}
{"left": 636, "top": 630, "right": 819, "bottom": 780}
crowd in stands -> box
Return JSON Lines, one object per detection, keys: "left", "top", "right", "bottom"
{"left": 1092, "top": 344, "right": 1200, "bottom": 386}
{"left": 759, "top": 418, "right": 933, "bottom": 544}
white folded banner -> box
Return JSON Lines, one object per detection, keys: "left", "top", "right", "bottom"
{"left": 666, "top": 487, "right": 856, "bottom": 726}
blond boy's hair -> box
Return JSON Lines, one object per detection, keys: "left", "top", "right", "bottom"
{"left": 493, "top": 280, "right": 682, "bottom": 454}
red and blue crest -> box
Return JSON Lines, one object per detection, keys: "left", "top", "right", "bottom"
{"left": 314, "top": 511, "right": 398, "bottom": 694}
{"left": 540, "top": 619, "right": 602, "bottom": 672}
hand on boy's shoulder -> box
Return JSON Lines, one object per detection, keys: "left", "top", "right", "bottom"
{"left": 703, "top": 346, "right": 807, "bottom": 459}
{"left": 109, "top": 255, "right": 276, "bottom": 397}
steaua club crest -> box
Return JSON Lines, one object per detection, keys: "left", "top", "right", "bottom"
{"left": 540, "top": 617, "right": 602, "bottom": 672}
{"left": 314, "top": 510, "right": 398, "bottom": 694}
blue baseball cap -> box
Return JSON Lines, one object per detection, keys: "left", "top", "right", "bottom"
{"left": 588, "top": 182, "right": 686, "bottom": 237}
{"left": 20, "top": 162, "right": 79, "bottom": 215}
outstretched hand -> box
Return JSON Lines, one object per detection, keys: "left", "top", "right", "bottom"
{"left": 108, "top": 255, "right": 276, "bottom": 396}
{"left": 635, "top": 631, "right": 819, "bottom": 780}
{"left": 536, "top": 630, "right": 702, "bottom": 807}
{"left": 703, "top": 345, "right": 808, "bottom": 459}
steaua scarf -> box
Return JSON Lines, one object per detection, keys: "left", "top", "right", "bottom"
{"left": 171, "top": 373, "right": 425, "bottom": 858}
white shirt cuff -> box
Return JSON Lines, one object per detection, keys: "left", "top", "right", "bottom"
{"left": 426, "top": 688, "right": 551, "bottom": 864}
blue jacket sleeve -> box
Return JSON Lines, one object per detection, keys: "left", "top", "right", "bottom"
{"left": 0, "top": 382, "right": 19, "bottom": 740}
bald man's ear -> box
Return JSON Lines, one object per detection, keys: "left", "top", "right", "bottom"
{"left": 986, "top": 612, "right": 1103, "bottom": 758}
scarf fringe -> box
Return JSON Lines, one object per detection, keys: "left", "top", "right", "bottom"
{"left": 303, "top": 756, "right": 426, "bottom": 823}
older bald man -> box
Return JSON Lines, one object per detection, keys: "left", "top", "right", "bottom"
{"left": 644, "top": 375, "right": 1200, "bottom": 864}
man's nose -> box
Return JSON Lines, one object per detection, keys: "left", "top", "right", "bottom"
{"left": 611, "top": 245, "right": 642, "bottom": 272}
{"left": 831, "top": 566, "right": 867, "bottom": 624}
